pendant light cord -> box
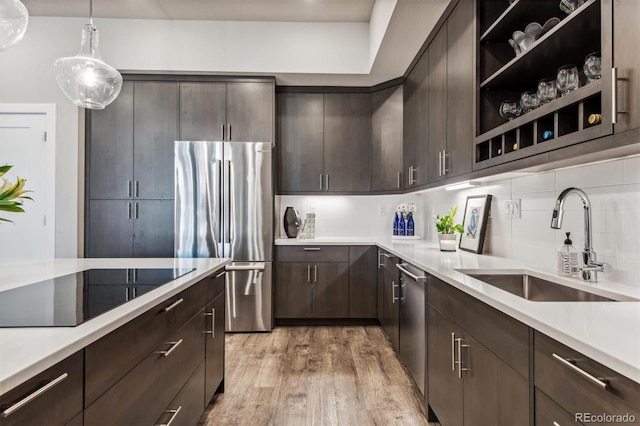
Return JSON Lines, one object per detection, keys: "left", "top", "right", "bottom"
{"left": 89, "top": 0, "right": 93, "bottom": 25}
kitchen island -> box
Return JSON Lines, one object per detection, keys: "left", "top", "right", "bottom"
{"left": 0, "top": 257, "right": 228, "bottom": 425}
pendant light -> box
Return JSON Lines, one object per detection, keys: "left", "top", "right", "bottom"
{"left": 54, "top": 0, "right": 122, "bottom": 110}
{"left": 0, "top": 0, "right": 29, "bottom": 51}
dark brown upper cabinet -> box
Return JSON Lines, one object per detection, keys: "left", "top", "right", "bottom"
{"left": 277, "top": 91, "right": 372, "bottom": 194}
{"left": 87, "top": 81, "right": 134, "bottom": 200}
{"left": 612, "top": 0, "right": 640, "bottom": 134}
{"left": 474, "top": 0, "right": 638, "bottom": 170}
{"left": 444, "top": 0, "right": 474, "bottom": 179}
{"left": 372, "top": 85, "right": 404, "bottom": 192}
{"left": 179, "top": 81, "right": 274, "bottom": 143}
{"left": 403, "top": 47, "right": 429, "bottom": 189}
{"left": 323, "top": 93, "right": 372, "bottom": 192}
{"left": 88, "top": 80, "right": 178, "bottom": 201}
{"left": 426, "top": 27, "right": 448, "bottom": 183}
{"left": 277, "top": 92, "right": 325, "bottom": 193}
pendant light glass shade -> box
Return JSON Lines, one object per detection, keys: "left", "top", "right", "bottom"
{"left": 0, "top": 0, "right": 29, "bottom": 51}
{"left": 54, "top": 23, "right": 122, "bottom": 109}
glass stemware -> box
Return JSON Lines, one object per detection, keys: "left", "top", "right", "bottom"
{"left": 499, "top": 100, "right": 523, "bottom": 121}
{"left": 584, "top": 52, "right": 602, "bottom": 83}
{"left": 520, "top": 90, "right": 539, "bottom": 113}
{"left": 537, "top": 78, "right": 557, "bottom": 104}
{"left": 559, "top": 0, "right": 585, "bottom": 14}
{"left": 556, "top": 64, "right": 580, "bottom": 96}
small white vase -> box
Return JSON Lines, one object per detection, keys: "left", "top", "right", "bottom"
{"left": 438, "top": 233, "right": 458, "bottom": 251}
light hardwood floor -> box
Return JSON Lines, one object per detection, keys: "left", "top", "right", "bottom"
{"left": 199, "top": 326, "right": 432, "bottom": 426}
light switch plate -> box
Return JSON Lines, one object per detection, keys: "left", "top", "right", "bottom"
{"left": 505, "top": 199, "right": 521, "bottom": 218}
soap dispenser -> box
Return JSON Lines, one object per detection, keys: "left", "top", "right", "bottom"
{"left": 557, "top": 232, "right": 580, "bottom": 277}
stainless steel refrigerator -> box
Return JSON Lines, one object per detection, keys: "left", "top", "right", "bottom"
{"left": 175, "top": 141, "right": 273, "bottom": 332}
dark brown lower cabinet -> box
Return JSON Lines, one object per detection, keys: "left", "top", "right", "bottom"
{"left": 0, "top": 352, "right": 83, "bottom": 426}
{"left": 275, "top": 245, "right": 353, "bottom": 319}
{"left": 84, "top": 309, "right": 205, "bottom": 426}
{"left": 205, "top": 293, "right": 226, "bottom": 403}
{"left": 275, "top": 261, "right": 349, "bottom": 318}
{"left": 275, "top": 262, "right": 314, "bottom": 318}
{"left": 313, "top": 262, "right": 349, "bottom": 318}
{"left": 534, "top": 331, "right": 640, "bottom": 425}
{"left": 381, "top": 267, "right": 400, "bottom": 352}
{"left": 348, "top": 246, "right": 377, "bottom": 318}
{"left": 427, "top": 306, "right": 529, "bottom": 426}
{"left": 428, "top": 307, "right": 463, "bottom": 426}
{"left": 156, "top": 361, "right": 206, "bottom": 426}
{"left": 535, "top": 389, "right": 582, "bottom": 426}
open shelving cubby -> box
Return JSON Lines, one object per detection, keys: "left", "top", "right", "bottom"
{"left": 475, "top": 0, "right": 610, "bottom": 170}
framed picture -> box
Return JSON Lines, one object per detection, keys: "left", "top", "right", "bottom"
{"left": 459, "top": 194, "right": 492, "bottom": 254}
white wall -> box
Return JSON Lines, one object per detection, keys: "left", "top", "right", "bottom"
{"left": 0, "top": 16, "right": 369, "bottom": 256}
{"left": 421, "top": 155, "right": 640, "bottom": 289}
{"left": 276, "top": 194, "right": 424, "bottom": 239}
{"left": 278, "top": 156, "right": 640, "bottom": 289}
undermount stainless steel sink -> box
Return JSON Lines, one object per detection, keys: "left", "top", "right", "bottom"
{"left": 458, "top": 270, "right": 636, "bottom": 302}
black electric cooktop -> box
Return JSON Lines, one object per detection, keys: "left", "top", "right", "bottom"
{"left": 0, "top": 268, "right": 195, "bottom": 327}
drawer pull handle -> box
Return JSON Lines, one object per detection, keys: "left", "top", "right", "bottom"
{"left": 451, "top": 333, "right": 456, "bottom": 371}
{"left": 2, "top": 373, "right": 68, "bottom": 418}
{"left": 157, "top": 406, "right": 182, "bottom": 426}
{"left": 216, "top": 271, "right": 226, "bottom": 278}
{"left": 553, "top": 422, "right": 561, "bottom": 426}
{"left": 163, "top": 298, "right": 184, "bottom": 312}
{"left": 552, "top": 353, "right": 608, "bottom": 389}
{"left": 203, "top": 308, "right": 216, "bottom": 338}
{"left": 303, "top": 248, "right": 321, "bottom": 251}
{"left": 156, "top": 339, "right": 183, "bottom": 357}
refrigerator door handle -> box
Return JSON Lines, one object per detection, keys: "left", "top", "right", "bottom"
{"left": 225, "top": 160, "right": 232, "bottom": 246}
{"left": 225, "top": 264, "right": 266, "bottom": 271}
{"left": 214, "top": 159, "right": 223, "bottom": 244}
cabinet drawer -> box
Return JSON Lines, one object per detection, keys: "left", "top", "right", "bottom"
{"left": 276, "top": 246, "right": 349, "bottom": 262}
{"left": 206, "top": 270, "right": 226, "bottom": 303}
{"left": 535, "top": 388, "right": 582, "bottom": 426}
{"left": 156, "top": 362, "right": 205, "bottom": 426}
{"left": 85, "top": 277, "right": 208, "bottom": 406}
{"left": 378, "top": 248, "right": 400, "bottom": 277}
{"left": 0, "top": 351, "right": 83, "bottom": 426}
{"left": 428, "top": 276, "right": 530, "bottom": 379}
{"left": 534, "top": 331, "right": 640, "bottom": 422}
{"left": 85, "top": 309, "right": 205, "bottom": 426}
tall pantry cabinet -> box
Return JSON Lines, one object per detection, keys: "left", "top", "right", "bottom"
{"left": 86, "top": 81, "right": 178, "bottom": 257}
{"left": 85, "top": 77, "right": 274, "bottom": 257}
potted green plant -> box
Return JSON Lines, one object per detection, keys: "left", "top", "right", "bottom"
{"left": 0, "top": 165, "right": 32, "bottom": 223}
{"left": 434, "top": 205, "right": 463, "bottom": 251}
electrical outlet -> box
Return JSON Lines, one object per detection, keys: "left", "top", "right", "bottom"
{"left": 505, "top": 199, "right": 521, "bottom": 219}
{"left": 378, "top": 205, "right": 387, "bottom": 216}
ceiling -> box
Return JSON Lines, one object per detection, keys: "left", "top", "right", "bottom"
{"left": 20, "top": 0, "right": 452, "bottom": 86}
{"left": 22, "top": 0, "right": 377, "bottom": 22}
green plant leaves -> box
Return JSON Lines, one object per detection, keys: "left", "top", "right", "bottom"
{"left": 434, "top": 205, "right": 463, "bottom": 234}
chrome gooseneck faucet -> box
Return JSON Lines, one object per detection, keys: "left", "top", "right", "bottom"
{"left": 550, "top": 187, "right": 610, "bottom": 282}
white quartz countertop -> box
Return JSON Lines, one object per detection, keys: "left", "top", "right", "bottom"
{"left": 0, "top": 258, "right": 229, "bottom": 396}
{"left": 276, "top": 237, "right": 640, "bottom": 383}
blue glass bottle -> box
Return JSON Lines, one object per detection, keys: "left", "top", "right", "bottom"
{"left": 407, "top": 214, "right": 415, "bottom": 236}
{"left": 393, "top": 212, "right": 399, "bottom": 235}
{"left": 398, "top": 213, "right": 406, "bottom": 236}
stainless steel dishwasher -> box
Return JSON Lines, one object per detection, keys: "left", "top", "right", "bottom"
{"left": 396, "top": 262, "right": 427, "bottom": 396}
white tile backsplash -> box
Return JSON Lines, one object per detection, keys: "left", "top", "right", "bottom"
{"left": 276, "top": 155, "right": 640, "bottom": 289}
{"left": 624, "top": 156, "right": 640, "bottom": 184}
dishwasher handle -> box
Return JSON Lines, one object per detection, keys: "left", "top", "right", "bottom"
{"left": 396, "top": 264, "right": 428, "bottom": 283}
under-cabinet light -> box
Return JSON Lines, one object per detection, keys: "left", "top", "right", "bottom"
{"left": 444, "top": 181, "right": 481, "bottom": 191}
